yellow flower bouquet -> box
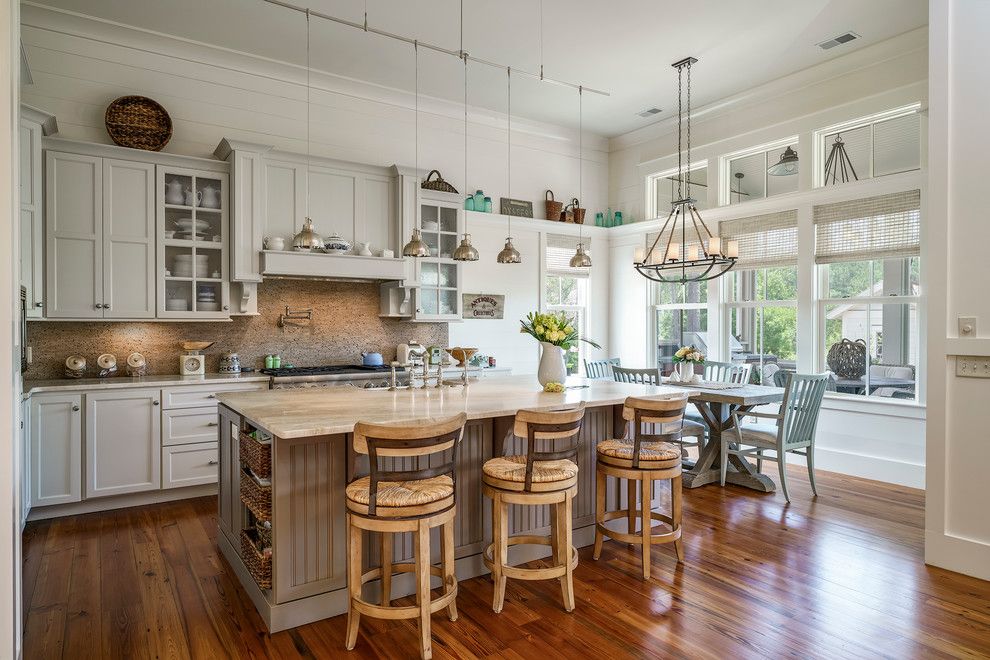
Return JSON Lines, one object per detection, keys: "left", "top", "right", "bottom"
{"left": 672, "top": 345, "right": 705, "bottom": 364}
{"left": 519, "top": 311, "right": 601, "bottom": 351}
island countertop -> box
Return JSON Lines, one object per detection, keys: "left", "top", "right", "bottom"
{"left": 216, "top": 375, "right": 694, "bottom": 438}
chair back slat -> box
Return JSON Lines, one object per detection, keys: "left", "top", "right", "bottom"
{"left": 704, "top": 361, "right": 752, "bottom": 385}
{"left": 584, "top": 358, "right": 620, "bottom": 380}
{"left": 514, "top": 403, "right": 586, "bottom": 491}
{"left": 613, "top": 366, "right": 662, "bottom": 385}
{"left": 623, "top": 394, "right": 689, "bottom": 468}
{"left": 780, "top": 374, "right": 828, "bottom": 447}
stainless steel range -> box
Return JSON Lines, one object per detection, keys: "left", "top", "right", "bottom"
{"left": 262, "top": 365, "right": 409, "bottom": 390}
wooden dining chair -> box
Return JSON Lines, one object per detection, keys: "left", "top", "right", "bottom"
{"left": 704, "top": 361, "right": 753, "bottom": 385}
{"left": 584, "top": 358, "right": 620, "bottom": 380}
{"left": 612, "top": 366, "right": 661, "bottom": 385}
{"left": 723, "top": 373, "right": 829, "bottom": 502}
{"left": 613, "top": 366, "right": 703, "bottom": 456}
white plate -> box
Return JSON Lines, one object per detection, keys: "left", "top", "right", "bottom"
{"left": 174, "top": 254, "right": 209, "bottom": 261}
{"left": 166, "top": 299, "right": 189, "bottom": 311}
{"left": 198, "top": 302, "right": 220, "bottom": 311}
{"left": 174, "top": 218, "right": 209, "bottom": 231}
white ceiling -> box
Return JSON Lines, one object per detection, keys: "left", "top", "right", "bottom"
{"left": 31, "top": 0, "right": 928, "bottom": 136}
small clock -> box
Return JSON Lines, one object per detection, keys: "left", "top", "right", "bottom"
{"left": 180, "top": 354, "right": 206, "bottom": 375}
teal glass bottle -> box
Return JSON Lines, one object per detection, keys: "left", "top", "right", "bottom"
{"left": 614, "top": 211, "right": 623, "bottom": 226}
{"left": 473, "top": 190, "right": 485, "bottom": 209}
{"left": 465, "top": 196, "right": 475, "bottom": 211}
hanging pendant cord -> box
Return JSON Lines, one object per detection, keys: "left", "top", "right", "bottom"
{"left": 578, "top": 85, "right": 583, "bottom": 246}
{"left": 305, "top": 8, "right": 311, "bottom": 218}
{"left": 507, "top": 66, "right": 512, "bottom": 238}
{"left": 463, "top": 53, "right": 468, "bottom": 232}
{"left": 539, "top": 0, "right": 544, "bottom": 80}
{"left": 414, "top": 40, "right": 419, "bottom": 230}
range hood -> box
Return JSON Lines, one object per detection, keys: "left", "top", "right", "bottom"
{"left": 260, "top": 250, "right": 406, "bottom": 282}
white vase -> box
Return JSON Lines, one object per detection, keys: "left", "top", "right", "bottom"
{"left": 676, "top": 361, "right": 695, "bottom": 382}
{"left": 537, "top": 341, "right": 567, "bottom": 386}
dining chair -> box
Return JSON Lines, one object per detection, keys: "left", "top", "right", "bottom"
{"left": 612, "top": 366, "right": 703, "bottom": 457}
{"left": 722, "top": 373, "right": 829, "bottom": 502}
{"left": 585, "top": 358, "right": 620, "bottom": 380}
{"left": 684, "top": 361, "right": 753, "bottom": 428}
{"left": 612, "top": 366, "right": 661, "bottom": 385}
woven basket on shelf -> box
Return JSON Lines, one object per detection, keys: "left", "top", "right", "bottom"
{"left": 239, "top": 469, "right": 271, "bottom": 523}
{"left": 545, "top": 190, "right": 563, "bottom": 221}
{"left": 104, "top": 95, "right": 172, "bottom": 151}
{"left": 420, "top": 169, "right": 458, "bottom": 194}
{"left": 240, "top": 528, "right": 272, "bottom": 589}
{"left": 239, "top": 431, "right": 271, "bottom": 480}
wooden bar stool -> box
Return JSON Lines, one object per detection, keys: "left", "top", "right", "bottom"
{"left": 593, "top": 395, "right": 687, "bottom": 579}
{"left": 344, "top": 413, "right": 467, "bottom": 660}
{"left": 482, "top": 402, "right": 586, "bottom": 613}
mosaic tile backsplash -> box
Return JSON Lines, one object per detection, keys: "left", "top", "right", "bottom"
{"left": 25, "top": 280, "right": 447, "bottom": 380}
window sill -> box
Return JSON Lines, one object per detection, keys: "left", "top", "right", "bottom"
{"left": 820, "top": 392, "right": 926, "bottom": 420}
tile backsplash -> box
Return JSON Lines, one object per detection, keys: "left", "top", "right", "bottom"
{"left": 25, "top": 280, "right": 447, "bottom": 380}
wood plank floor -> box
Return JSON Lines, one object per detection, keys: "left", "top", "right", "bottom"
{"left": 22, "top": 465, "right": 990, "bottom": 659}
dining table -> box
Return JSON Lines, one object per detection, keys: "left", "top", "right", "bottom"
{"left": 834, "top": 376, "right": 915, "bottom": 395}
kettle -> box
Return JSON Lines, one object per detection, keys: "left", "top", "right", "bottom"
{"left": 361, "top": 352, "right": 384, "bottom": 367}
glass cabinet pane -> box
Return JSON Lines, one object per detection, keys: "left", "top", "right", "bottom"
{"left": 421, "top": 288, "right": 439, "bottom": 315}
{"left": 195, "top": 282, "right": 222, "bottom": 312}
{"left": 420, "top": 262, "right": 439, "bottom": 286}
{"left": 439, "top": 263, "right": 457, "bottom": 287}
{"left": 421, "top": 205, "right": 439, "bottom": 231}
{"left": 423, "top": 231, "right": 439, "bottom": 255}
{"left": 164, "top": 174, "right": 193, "bottom": 206}
{"left": 440, "top": 207, "right": 458, "bottom": 233}
{"left": 440, "top": 289, "right": 457, "bottom": 315}
{"left": 439, "top": 234, "right": 456, "bottom": 259}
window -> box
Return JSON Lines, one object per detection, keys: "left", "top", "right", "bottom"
{"left": 815, "top": 105, "right": 921, "bottom": 187}
{"left": 815, "top": 190, "right": 921, "bottom": 400}
{"left": 653, "top": 280, "right": 707, "bottom": 376}
{"left": 545, "top": 235, "right": 590, "bottom": 374}
{"left": 647, "top": 161, "right": 709, "bottom": 219}
{"left": 721, "top": 210, "right": 799, "bottom": 384}
{"left": 723, "top": 139, "right": 799, "bottom": 206}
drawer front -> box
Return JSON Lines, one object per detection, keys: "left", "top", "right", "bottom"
{"left": 162, "top": 441, "right": 218, "bottom": 489}
{"left": 162, "top": 382, "right": 266, "bottom": 410}
{"left": 163, "top": 409, "right": 220, "bottom": 446}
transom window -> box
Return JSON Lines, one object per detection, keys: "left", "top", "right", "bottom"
{"left": 721, "top": 139, "right": 799, "bottom": 206}
{"left": 647, "top": 161, "right": 709, "bottom": 219}
{"left": 814, "top": 104, "right": 921, "bottom": 187}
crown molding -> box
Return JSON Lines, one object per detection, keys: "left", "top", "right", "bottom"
{"left": 19, "top": 103, "right": 57, "bottom": 135}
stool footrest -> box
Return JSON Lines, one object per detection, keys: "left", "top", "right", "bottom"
{"left": 351, "top": 585, "right": 458, "bottom": 620}
{"left": 596, "top": 509, "right": 681, "bottom": 545}
{"left": 360, "top": 563, "right": 443, "bottom": 585}
{"left": 481, "top": 536, "right": 578, "bottom": 581}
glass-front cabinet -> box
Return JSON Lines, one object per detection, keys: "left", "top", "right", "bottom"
{"left": 157, "top": 166, "right": 229, "bottom": 319}
{"left": 413, "top": 191, "right": 462, "bottom": 321}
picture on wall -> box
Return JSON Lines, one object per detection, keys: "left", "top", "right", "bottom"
{"left": 462, "top": 294, "right": 505, "bottom": 319}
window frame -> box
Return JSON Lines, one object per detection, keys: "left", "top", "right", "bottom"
{"left": 650, "top": 280, "right": 710, "bottom": 374}
{"left": 544, "top": 273, "right": 589, "bottom": 376}
{"left": 645, "top": 160, "right": 709, "bottom": 220}
{"left": 718, "top": 136, "right": 800, "bottom": 207}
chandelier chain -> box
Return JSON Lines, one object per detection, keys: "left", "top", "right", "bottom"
{"left": 686, "top": 60, "right": 691, "bottom": 194}
{"left": 676, "top": 65, "right": 683, "bottom": 201}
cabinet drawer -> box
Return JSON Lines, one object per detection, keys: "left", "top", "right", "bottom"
{"left": 163, "top": 408, "right": 220, "bottom": 446}
{"left": 162, "top": 382, "right": 266, "bottom": 409}
{"left": 162, "top": 441, "right": 218, "bottom": 489}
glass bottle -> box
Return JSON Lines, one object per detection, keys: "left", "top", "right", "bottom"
{"left": 465, "top": 196, "right": 475, "bottom": 211}
{"left": 473, "top": 190, "right": 485, "bottom": 209}
{"left": 484, "top": 196, "right": 493, "bottom": 213}
{"left": 605, "top": 207, "right": 614, "bottom": 228}
{"left": 595, "top": 212, "right": 604, "bottom": 227}
{"left": 614, "top": 211, "right": 623, "bottom": 226}
{"left": 264, "top": 354, "right": 274, "bottom": 369}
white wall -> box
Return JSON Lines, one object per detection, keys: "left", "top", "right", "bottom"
{"left": 925, "top": 0, "right": 990, "bottom": 581}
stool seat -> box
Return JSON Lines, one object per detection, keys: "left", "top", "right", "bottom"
{"left": 597, "top": 439, "right": 680, "bottom": 462}
{"left": 346, "top": 475, "right": 454, "bottom": 508}
{"left": 483, "top": 455, "right": 578, "bottom": 491}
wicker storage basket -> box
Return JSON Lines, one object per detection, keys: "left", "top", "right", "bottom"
{"left": 420, "top": 169, "right": 458, "bottom": 194}
{"left": 104, "top": 96, "right": 172, "bottom": 151}
{"left": 255, "top": 520, "right": 272, "bottom": 549}
{"left": 545, "top": 190, "right": 563, "bottom": 221}
{"left": 826, "top": 338, "right": 867, "bottom": 379}
{"left": 239, "top": 469, "right": 271, "bottom": 523}
{"left": 240, "top": 528, "right": 272, "bottom": 589}
{"left": 239, "top": 431, "right": 271, "bottom": 480}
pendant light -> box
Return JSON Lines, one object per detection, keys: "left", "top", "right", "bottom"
{"left": 570, "top": 86, "right": 592, "bottom": 268}
{"left": 497, "top": 66, "right": 522, "bottom": 264}
{"left": 767, "top": 145, "right": 799, "bottom": 176}
{"left": 292, "top": 9, "right": 326, "bottom": 251}
{"left": 452, "top": 51, "right": 479, "bottom": 261}
{"left": 402, "top": 40, "right": 430, "bottom": 258}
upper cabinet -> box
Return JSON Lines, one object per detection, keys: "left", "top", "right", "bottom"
{"left": 19, "top": 105, "right": 55, "bottom": 318}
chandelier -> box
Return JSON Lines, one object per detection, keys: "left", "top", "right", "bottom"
{"left": 634, "top": 57, "right": 737, "bottom": 284}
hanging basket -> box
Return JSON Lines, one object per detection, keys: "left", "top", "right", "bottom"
{"left": 545, "top": 190, "right": 563, "bottom": 221}
{"left": 420, "top": 169, "right": 458, "bottom": 194}
{"left": 104, "top": 95, "right": 173, "bottom": 151}
{"left": 826, "top": 338, "right": 867, "bottom": 379}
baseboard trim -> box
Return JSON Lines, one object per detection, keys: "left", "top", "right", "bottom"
{"left": 785, "top": 446, "right": 924, "bottom": 489}
{"left": 26, "top": 484, "right": 217, "bottom": 521}
{"left": 925, "top": 530, "right": 990, "bottom": 582}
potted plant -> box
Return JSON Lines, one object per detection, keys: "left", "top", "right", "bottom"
{"left": 519, "top": 311, "right": 601, "bottom": 386}
{"left": 672, "top": 345, "right": 705, "bottom": 382}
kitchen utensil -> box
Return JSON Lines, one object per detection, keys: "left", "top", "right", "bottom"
{"left": 173, "top": 218, "right": 208, "bottom": 231}
{"left": 65, "top": 355, "right": 87, "bottom": 378}
{"left": 198, "top": 302, "right": 220, "bottom": 311}
{"left": 179, "top": 341, "right": 214, "bottom": 352}
{"left": 166, "top": 299, "right": 189, "bottom": 311}
{"left": 180, "top": 353, "right": 206, "bottom": 375}
{"left": 447, "top": 347, "right": 478, "bottom": 367}
{"left": 165, "top": 178, "right": 184, "bottom": 204}
{"left": 199, "top": 184, "right": 221, "bottom": 209}
{"left": 219, "top": 352, "right": 241, "bottom": 374}
{"left": 126, "top": 352, "right": 147, "bottom": 377}
{"left": 323, "top": 233, "right": 352, "bottom": 254}
{"left": 361, "top": 352, "right": 384, "bottom": 367}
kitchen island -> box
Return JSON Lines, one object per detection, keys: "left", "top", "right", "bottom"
{"left": 215, "top": 376, "right": 691, "bottom": 632}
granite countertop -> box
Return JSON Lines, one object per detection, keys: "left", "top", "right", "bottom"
{"left": 216, "top": 375, "right": 695, "bottom": 439}
{"left": 23, "top": 372, "right": 270, "bottom": 396}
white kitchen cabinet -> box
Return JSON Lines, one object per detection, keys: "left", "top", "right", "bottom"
{"left": 21, "top": 399, "right": 31, "bottom": 525}
{"left": 29, "top": 393, "right": 82, "bottom": 507}
{"left": 104, "top": 159, "right": 157, "bottom": 318}
{"left": 19, "top": 106, "right": 54, "bottom": 318}
{"left": 162, "top": 441, "right": 219, "bottom": 489}
{"left": 85, "top": 389, "right": 161, "bottom": 498}
{"left": 162, "top": 408, "right": 220, "bottom": 446}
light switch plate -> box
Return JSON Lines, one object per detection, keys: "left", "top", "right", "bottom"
{"left": 956, "top": 356, "right": 990, "bottom": 378}
{"left": 958, "top": 316, "right": 977, "bottom": 336}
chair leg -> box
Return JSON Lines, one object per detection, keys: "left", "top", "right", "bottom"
{"left": 414, "top": 520, "right": 433, "bottom": 660}
{"left": 492, "top": 495, "right": 508, "bottom": 613}
{"left": 777, "top": 451, "right": 791, "bottom": 503}
{"left": 807, "top": 448, "right": 818, "bottom": 497}
{"left": 671, "top": 473, "right": 684, "bottom": 563}
{"left": 640, "top": 477, "right": 651, "bottom": 580}
{"left": 441, "top": 519, "right": 458, "bottom": 622}
{"left": 560, "top": 494, "right": 576, "bottom": 612}
{"left": 380, "top": 531, "right": 393, "bottom": 606}
{"left": 626, "top": 478, "right": 637, "bottom": 543}
{"left": 756, "top": 450, "right": 763, "bottom": 474}
{"left": 719, "top": 437, "right": 728, "bottom": 487}
{"left": 345, "top": 514, "right": 362, "bottom": 651}
{"left": 593, "top": 466, "right": 605, "bottom": 560}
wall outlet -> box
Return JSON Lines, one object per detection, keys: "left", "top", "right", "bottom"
{"left": 956, "top": 356, "right": 990, "bottom": 378}
{"left": 958, "top": 316, "right": 977, "bottom": 336}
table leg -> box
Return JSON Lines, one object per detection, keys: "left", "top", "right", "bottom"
{"left": 683, "top": 402, "right": 777, "bottom": 493}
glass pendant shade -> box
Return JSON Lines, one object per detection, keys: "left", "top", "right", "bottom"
{"left": 767, "top": 146, "right": 799, "bottom": 176}
{"left": 569, "top": 242, "right": 592, "bottom": 268}
{"left": 452, "top": 233, "right": 480, "bottom": 261}
{"left": 402, "top": 228, "right": 430, "bottom": 257}
{"left": 496, "top": 237, "right": 521, "bottom": 264}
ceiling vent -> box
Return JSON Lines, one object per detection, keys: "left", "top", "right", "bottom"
{"left": 818, "top": 31, "right": 860, "bottom": 50}
{"left": 637, "top": 107, "right": 662, "bottom": 118}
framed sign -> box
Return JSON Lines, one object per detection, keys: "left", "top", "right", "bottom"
{"left": 499, "top": 197, "right": 534, "bottom": 218}
{"left": 462, "top": 293, "right": 505, "bottom": 319}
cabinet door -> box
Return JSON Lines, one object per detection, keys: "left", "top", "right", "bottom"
{"left": 103, "top": 159, "right": 156, "bottom": 318}
{"left": 21, "top": 399, "right": 30, "bottom": 524}
{"left": 162, "top": 441, "right": 218, "bottom": 489}
{"left": 85, "top": 389, "right": 162, "bottom": 498}
{"left": 217, "top": 405, "right": 243, "bottom": 547}
{"left": 46, "top": 152, "right": 103, "bottom": 318}
{"left": 30, "top": 393, "right": 82, "bottom": 506}
{"left": 19, "top": 120, "right": 44, "bottom": 317}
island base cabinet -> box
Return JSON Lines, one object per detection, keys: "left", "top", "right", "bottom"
{"left": 217, "top": 405, "right": 244, "bottom": 548}
{"left": 85, "top": 389, "right": 161, "bottom": 499}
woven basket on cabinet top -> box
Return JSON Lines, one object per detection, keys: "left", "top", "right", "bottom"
{"left": 420, "top": 169, "right": 458, "bottom": 194}
{"left": 104, "top": 95, "right": 173, "bottom": 151}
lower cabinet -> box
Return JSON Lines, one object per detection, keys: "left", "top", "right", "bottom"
{"left": 85, "top": 388, "right": 161, "bottom": 498}
{"left": 29, "top": 393, "right": 82, "bottom": 507}
{"left": 163, "top": 441, "right": 219, "bottom": 489}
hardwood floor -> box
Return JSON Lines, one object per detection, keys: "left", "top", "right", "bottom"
{"left": 22, "top": 465, "right": 990, "bottom": 659}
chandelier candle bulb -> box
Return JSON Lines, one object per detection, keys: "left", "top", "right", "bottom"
{"left": 686, "top": 245, "right": 699, "bottom": 261}
{"left": 708, "top": 236, "right": 721, "bottom": 256}
{"left": 666, "top": 242, "right": 680, "bottom": 261}
{"left": 726, "top": 240, "right": 739, "bottom": 258}
{"left": 633, "top": 246, "right": 645, "bottom": 263}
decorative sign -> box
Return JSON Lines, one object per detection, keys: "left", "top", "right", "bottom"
{"left": 499, "top": 197, "right": 534, "bottom": 218}
{"left": 462, "top": 293, "right": 505, "bottom": 320}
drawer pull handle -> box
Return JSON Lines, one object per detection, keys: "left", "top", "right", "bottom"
{"left": 153, "top": 400, "right": 160, "bottom": 406}
{"left": 207, "top": 394, "right": 217, "bottom": 399}
{"left": 207, "top": 422, "right": 218, "bottom": 427}
{"left": 208, "top": 459, "right": 219, "bottom": 465}
{"left": 71, "top": 405, "right": 80, "bottom": 412}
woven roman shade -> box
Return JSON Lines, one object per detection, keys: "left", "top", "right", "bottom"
{"left": 718, "top": 210, "right": 798, "bottom": 270}
{"left": 546, "top": 234, "right": 590, "bottom": 277}
{"left": 814, "top": 189, "right": 920, "bottom": 264}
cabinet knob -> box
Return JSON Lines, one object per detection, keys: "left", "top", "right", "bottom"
{"left": 34, "top": 302, "right": 42, "bottom": 308}
{"left": 71, "top": 405, "right": 80, "bottom": 411}
{"left": 94, "top": 303, "right": 102, "bottom": 310}
{"left": 104, "top": 304, "right": 111, "bottom": 310}
{"left": 207, "top": 394, "right": 217, "bottom": 399}
{"left": 208, "top": 459, "right": 219, "bottom": 466}
{"left": 207, "top": 421, "right": 218, "bottom": 427}
{"left": 222, "top": 305, "right": 229, "bottom": 311}
{"left": 153, "top": 400, "right": 160, "bottom": 406}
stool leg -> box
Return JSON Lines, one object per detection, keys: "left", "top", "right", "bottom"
{"left": 441, "top": 519, "right": 458, "bottom": 622}
{"left": 626, "top": 478, "right": 637, "bottom": 543}
{"left": 593, "top": 467, "right": 605, "bottom": 560}
{"left": 492, "top": 494, "right": 508, "bottom": 613}
{"left": 672, "top": 473, "right": 684, "bottom": 563}
{"left": 640, "top": 477, "right": 652, "bottom": 580}
{"left": 414, "top": 520, "right": 433, "bottom": 660}
{"left": 380, "top": 531, "right": 393, "bottom": 606}
{"left": 560, "top": 493, "right": 576, "bottom": 612}
{"left": 345, "top": 514, "right": 362, "bottom": 651}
